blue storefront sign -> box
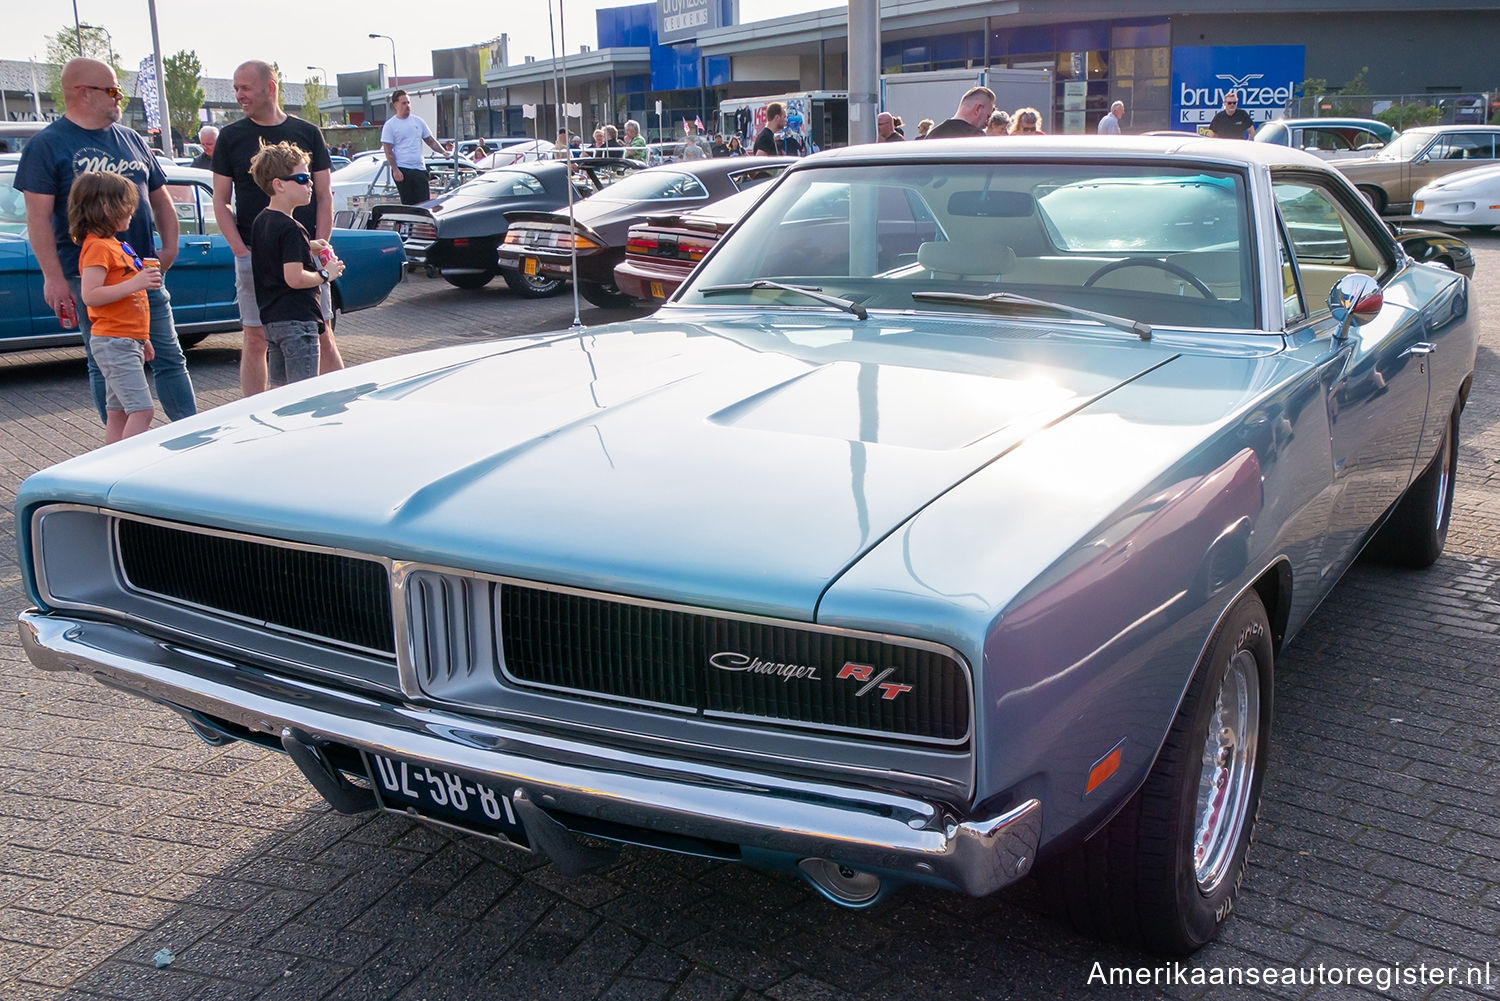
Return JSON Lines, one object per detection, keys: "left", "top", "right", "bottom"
{"left": 1171, "top": 46, "right": 1305, "bottom": 132}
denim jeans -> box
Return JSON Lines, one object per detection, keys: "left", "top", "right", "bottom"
{"left": 69, "top": 278, "right": 198, "bottom": 424}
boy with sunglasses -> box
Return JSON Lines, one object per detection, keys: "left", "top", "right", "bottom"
{"left": 247, "top": 142, "right": 344, "bottom": 386}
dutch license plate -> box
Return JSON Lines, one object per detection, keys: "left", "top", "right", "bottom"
{"left": 523, "top": 257, "right": 538, "bottom": 276}
{"left": 649, "top": 281, "right": 666, "bottom": 299}
{"left": 364, "top": 752, "right": 528, "bottom": 846}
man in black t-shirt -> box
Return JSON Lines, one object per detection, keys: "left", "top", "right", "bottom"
{"left": 754, "top": 103, "right": 786, "bottom": 156}
{"left": 1208, "top": 92, "right": 1256, "bottom": 139}
{"left": 212, "top": 60, "right": 338, "bottom": 396}
{"left": 926, "top": 86, "right": 996, "bottom": 139}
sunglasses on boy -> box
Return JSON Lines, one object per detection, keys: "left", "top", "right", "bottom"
{"left": 278, "top": 173, "right": 312, "bottom": 185}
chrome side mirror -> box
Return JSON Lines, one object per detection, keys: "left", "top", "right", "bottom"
{"left": 1328, "top": 273, "right": 1383, "bottom": 340}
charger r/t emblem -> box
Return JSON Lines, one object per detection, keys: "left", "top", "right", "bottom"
{"left": 837, "top": 662, "right": 914, "bottom": 700}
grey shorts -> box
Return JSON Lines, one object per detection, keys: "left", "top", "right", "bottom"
{"left": 264, "top": 319, "right": 321, "bottom": 385}
{"left": 234, "top": 252, "right": 261, "bottom": 328}
{"left": 238, "top": 252, "right": 334, "bottom": 329}
{"left": 89, "top": 334, "right": 153, "bottom": 413}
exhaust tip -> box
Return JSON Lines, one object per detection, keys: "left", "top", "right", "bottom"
{"left": 797, "top": 858, "right": 883, "bottom": 907}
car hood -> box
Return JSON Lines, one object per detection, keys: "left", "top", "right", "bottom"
{"left": 30, "top": 312, "right": 1199, "bottom": 621}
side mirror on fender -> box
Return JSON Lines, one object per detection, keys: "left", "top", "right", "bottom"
{"left": 1329, "top": 273, "right": 1383, "bottom": 340}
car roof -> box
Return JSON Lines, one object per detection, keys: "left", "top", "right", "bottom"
{"left": 803, "top": 135, "right": 1328, "bottom": 170}
{"left": 1268, "top": 117, "right": 1391, "bottom": 129}
{"left": 1399, "top": 124, "right": 1500, "bottom": 136}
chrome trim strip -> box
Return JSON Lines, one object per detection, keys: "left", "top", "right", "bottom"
{"left": 391, "top": 561, "right": 974, "bottom": 746}
{"left": 19, "top": 611, "right": 1037, "bottom": 897}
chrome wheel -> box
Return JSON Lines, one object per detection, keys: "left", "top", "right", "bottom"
{"left": 1193, "top": 648, "right": 1260, "bottom": 894}
{"left": 1433, "top": 420, "right": 1454, "bottom": 536}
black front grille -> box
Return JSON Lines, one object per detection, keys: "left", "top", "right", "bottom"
{"left": 117, "top": 519, "right": 394, "bottom": 655}
{"left": 498, "top": 585, "right": 969, "bottom": 743}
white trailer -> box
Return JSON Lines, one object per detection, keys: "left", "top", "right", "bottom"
{"left": 880, "top": 67, "right": 1053, "bottom": 134}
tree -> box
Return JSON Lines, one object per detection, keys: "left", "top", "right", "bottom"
{"left": 42, "top": 25, "right": 126, "bottom": 110}
{"left": 301, "top": 77, "right": 328, "bottom": 127}
{"left": 1294, "top": 67, "right": 1370, "bottom": 118}
{"left": 165, "top": 50, "right": 206, "bottom": 144}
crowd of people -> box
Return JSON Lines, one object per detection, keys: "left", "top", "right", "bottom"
{"left": 16, "top": 56, "right": 348, "bottom": 446}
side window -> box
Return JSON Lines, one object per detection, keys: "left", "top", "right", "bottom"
{"left": 164, "top": 183, "right": 203, "bottom": 235}
{"left": 728, "top": 167, "right": 784, "bottom": 191}
{"left": 1273, "top": 176, "right": 1390, "bottom": 318}
{"left": 1428, "top": 134, "right": 1493, "bottom": 161}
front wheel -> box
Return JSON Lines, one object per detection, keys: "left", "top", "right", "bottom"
{"left": 1357, "top": 186, "right": 1387, "bottom": 215}
{"left": 502, "top": 268, "right": 565, "bottom": 298}
{"left": 1043, "top": 590, "right": 1273, "bottom": 955}
{"left": 1367, "top": 404, "right": 1458, "bottom": 568}
{"left": 578, "top": 279, "right": 636, "bottom": 309}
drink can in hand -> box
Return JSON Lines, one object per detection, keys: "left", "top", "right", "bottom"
{"left": 317, "top": 247, "right": 335, "bottom": 266}
{"left": 142, "top": 257, "right": 160, "bottom": 270}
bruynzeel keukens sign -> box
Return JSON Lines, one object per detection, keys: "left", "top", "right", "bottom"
{"left": 1171, "top": 45, "right": 1306, "bottom": 132}
{"left": 657, "top": 0, "right": 724, "bottom": 44}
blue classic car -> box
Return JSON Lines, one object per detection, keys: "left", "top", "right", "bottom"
{"left": 0, "top": 161, "right": 406, "bottom": 351}
{"left": 14, "top": 138, "right": 1476, "bottom": 956}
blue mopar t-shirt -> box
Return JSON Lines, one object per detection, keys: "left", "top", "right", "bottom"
{"left": 14, "top": 117, "right": 165, "bottom": 278}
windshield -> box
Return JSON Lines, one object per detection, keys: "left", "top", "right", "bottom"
{"left": 1378, "top": 131, "right": 1434, "bottom": 160}
{"left": 595, "top": 168, "right": 709, "bottom": 202}
{"left": 678, "top": 160, "right": 1257, "bottom": 330}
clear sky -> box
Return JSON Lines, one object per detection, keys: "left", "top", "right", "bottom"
{"left": 14, "top": 0, "right": 830, "bottom": 84}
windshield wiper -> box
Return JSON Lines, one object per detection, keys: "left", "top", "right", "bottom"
{"left": 699, "top": 280, "right": 868, "bottom": 320}
{"left": 911, "top": 290, "right": 1151, "bottom": 340}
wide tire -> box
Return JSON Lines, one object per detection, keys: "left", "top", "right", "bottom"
{"left": 502, "top": 268, "right": 565, "bottom": 298}
{"left": 1357, "top": 186, "right": 1387, "bottom": 215}
{"left": 1042, "top": 590, "right": 1273, "bottom": 955}
{"left": 1368, "top": 404, "right": 1458, "bottom": 568}
{"left": 578, "top": 279, "right": 636, "bottom": 309}
{"left": 442, "top": 271, "right": 495, "bottom": 290}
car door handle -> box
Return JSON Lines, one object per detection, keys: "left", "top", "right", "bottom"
{"left": 1401, "top": 342, "right": 1435, "bottom": 357}
{"left": 185, "top": 240, "right": 213, "bottom": 250}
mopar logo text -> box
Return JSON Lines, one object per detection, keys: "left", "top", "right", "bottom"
{"left": 709, "top": 651, "right": 820, "bottom": 681}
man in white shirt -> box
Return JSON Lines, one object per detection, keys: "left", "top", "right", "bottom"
{"left": 380, "top": 90, "right": 446, "bottom": 204}
{"left": 1098, "top": 101, "right": 1125, "bottom": 135}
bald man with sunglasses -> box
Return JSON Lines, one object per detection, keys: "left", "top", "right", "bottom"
{"left": 15, "top": 57, "right": 197, "bottom": 424}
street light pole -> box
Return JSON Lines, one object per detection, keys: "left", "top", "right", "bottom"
{"left": 368, "top": 34, "right": 398, "bottom": 87}
{"left": 71, "top": 0, "right": 83, "bottom": 56}
{"left": 307, "top": 65, "right": 330, "bottom": 126}
{"left": 79, "top": 23, "right": 114, "bottom": 64}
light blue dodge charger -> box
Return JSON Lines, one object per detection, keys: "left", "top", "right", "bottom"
{"left": 15, "top": 138, "right": 1476, "bottom": 955}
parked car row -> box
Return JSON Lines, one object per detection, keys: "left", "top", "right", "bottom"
{"left": 1333, "top": 124, "right": 1500, "bottom": 215}
{"left": 1, "top": 160, "right": 407, "bottom": 353}
{"left": 498, "top": 157, "right": 792, "bottom": 308}
{"left": 368, "top": 157, "right": 642, "bottom": 294}
{"left": 16, "top": 136, "right": 1478, "bottom": 961}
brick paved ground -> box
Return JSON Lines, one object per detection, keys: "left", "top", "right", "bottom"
{"left": 1, "top": 248, "right": 1497, "bottom": 1001}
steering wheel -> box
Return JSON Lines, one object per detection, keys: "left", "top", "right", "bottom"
{"left": 1084, "top": 258, "right": 1218, "bottom": 300}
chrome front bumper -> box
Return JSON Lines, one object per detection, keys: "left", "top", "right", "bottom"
{"left": 18, "top": 610, "right": 1041, "bottom": 896}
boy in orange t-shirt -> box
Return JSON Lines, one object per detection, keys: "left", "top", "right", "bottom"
{"left": 68, "top": 171, "right": 163, "bottom": 443}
